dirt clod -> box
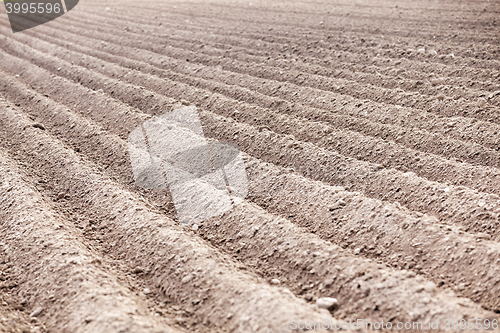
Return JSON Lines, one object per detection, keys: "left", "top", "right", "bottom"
{"left": 317, "top": 298, "right": 339, "bottom": 311}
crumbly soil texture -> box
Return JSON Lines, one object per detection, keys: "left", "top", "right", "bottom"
{"left": 0, "top": 0, "right": 499, "bottom": 332}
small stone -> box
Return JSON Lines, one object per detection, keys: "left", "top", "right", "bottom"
{"left": 304, "top": 294, "right": 313, "bottom": 301}
{"left": 30, "top": 307, "right": 43, "bottom": 317}
{"left": 488, "top": 91, "right": 500, "bottom": 99}
{"left": 477, "top": 233, "right": 491, "bottom": 241}
{"left": 181, "top": 274, "right": 193, "bottom": 284}
{"left": 191, "top": 224, "right": 199, "bottom": 231}
{"left": 417, "top": 48, "right": 426, "bottom": 53}
{"left": 429, "top": 49, "right": 438, "bottom": 56}
{"left": 328, "top": 199, "right": 346, "bottom": 211}
{"left": 316, "top": 297, "right": 338, "bottom": 311}
{"left": 252, "top": 226, "right": 259, "bottom": 235}
{"left": 270, "top": 278, "right": 280, "bottom": 285}
{"left": 258, "top": 125, "right": 272, "bottom": 132}
{"left": 132, "top": 267, "right": 144, "bottom": 274}
{"left": 32, "top": 123, "right": 45, "bottom": 130}
{"left": 323, "top": 278, "right": 334, "bottom": 288}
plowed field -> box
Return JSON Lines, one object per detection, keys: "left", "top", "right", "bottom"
{"left": 1, "top": 0, "right": 500, "bottom": 332}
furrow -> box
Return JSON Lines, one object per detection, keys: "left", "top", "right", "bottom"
{"left": 1, "top": 60, "right": 499, "bottom": 320}
{"left": 2, "top": 51, "right": 500, "bottom": 313}
{"left": 13, "top": 23, "right": 500, "bottom": 173}
{"left": 65, "top": 8, "right": 500, "bottom": 107}
{"left": 78, "top": 1, "right": 500, "bottom": 73}
{"left": 34, "top": 14, "right": 500, "bottom": 128}
{"left": 3, "top": 39, "right": 500, "bottom": 207}
{"left": 14, "top": 15, "right": 500, "bottom": 148}
{"left": 1, "top": 0, "right": 500, "bottom": 331}
{"left": 203, "top": 108, "right": 500, "bottom": 240}
{"left": 1, "top": 32, "right": 499, "bottom": 241}
{"left": 201, "top": 202, "right": 500, "bottom": 322}
{"left": 0, "top": 141, "right": 184, "bottom": 333}
{"left": 0, "top": 89, "right": 339, "bottom": 333}
{"left": 61, "top": 6, "right": 500, "bottom": 95}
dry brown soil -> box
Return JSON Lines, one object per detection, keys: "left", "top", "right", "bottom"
{"left": 0, "top": 0, "right": 499, "bottom": 332}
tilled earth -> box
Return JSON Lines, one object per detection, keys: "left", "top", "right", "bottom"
{"left": 0, "top": 0, "right": 500, "bottom": 332}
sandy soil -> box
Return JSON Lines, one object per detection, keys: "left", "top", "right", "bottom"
{"left": 0, "top": 0, "right": 499, "bottom": 332}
